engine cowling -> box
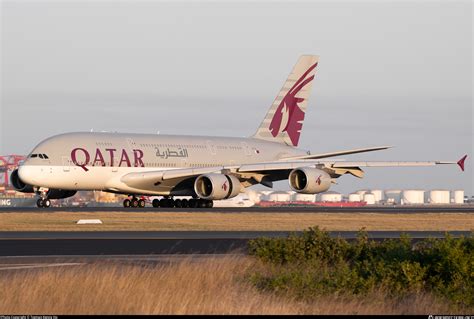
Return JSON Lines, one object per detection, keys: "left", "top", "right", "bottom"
{"left": 194, "top": 174, "right": 241, "bottom": 200}
{"left": 46, "top": 189, "right": 77, "bottom": 199}
{"left": 10, "top": 169, "right": 34, "bottom": 193}
{"left": 289, "top": 167, "right": 331, "bottom": 194}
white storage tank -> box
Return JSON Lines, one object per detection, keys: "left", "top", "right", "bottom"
{"left": 429, "top": 190, "right": 450, "bottom": 204}
{"left": 452, "top": 190, "right": 464, "bottom": 204}
{"left": 356, "top": 190, "right": 369, "bottom": 198}
{"left": 363, "top": 193, "right": 376, "bottom": 205}
{"left": 401, "top": 190, "right": 425, "bottom": 205}
{"left": 268, "top": 191, "right": 292, "bottom": 202}
{"left": 348, "top": 193, "right": 361, "bottom": 202}
{"left": 294, "top": 193, "right": 317, "bottom": 202}
{"left": 370, "top": 190, "right": 384, "bottom": 203}
{"left": 246, "top": 190, "right": 262, "bottom": 204}
{"left": 259, "top": 191, "right": 274, "bottom": 201}
{"left": 320, "top": 191, "right": 342, "bottom": 202}
{"left": 385, "top": 190, "right": 402, "bottom": 204}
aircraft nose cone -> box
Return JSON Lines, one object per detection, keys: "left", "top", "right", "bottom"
{"left": 18, "top": 165, "right": 37, "bottom": 185}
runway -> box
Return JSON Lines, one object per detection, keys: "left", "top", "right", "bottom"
{"left": 1, "top": 205, "right": 473, "bottom": 213}
{"left": 0, "top": 231, "right": 470, "bottom": 256}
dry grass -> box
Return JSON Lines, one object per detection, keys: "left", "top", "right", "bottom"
{"left": 0, "top": 256, "right": 458, "bottom": 314}
{"left": 0, "top": 212, "right": 472, "bottom": 231}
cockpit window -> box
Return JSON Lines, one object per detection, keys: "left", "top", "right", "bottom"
{"left": 39, "top": 154, "right": 44, "bottom": 159}
{"left": 43, "top": 154, "right": 49, "bottom": 159}
{"left": 30, "top": 154, "right": 38, "bottom": 158}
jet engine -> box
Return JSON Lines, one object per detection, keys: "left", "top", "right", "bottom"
{"left": 289, "top": 167, "right": 331, "bottom": 194}
{"left": 10, "top": 169, "right": 34, "bottom": 193}
{"left": 11, "top": 169, "right": 76, "bottom": 199}
{"left": 45, "top": 189, "right": 77, "bottom": 199}
{"left": 194, "top": 173, "right": 241, "bottom": 200}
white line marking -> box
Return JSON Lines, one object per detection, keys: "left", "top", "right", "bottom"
{"left": 0, "top": 263, "right": 84, "bottom": 271}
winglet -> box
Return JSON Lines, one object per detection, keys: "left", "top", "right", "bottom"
{"left": 457, "top": 155, "right": 467, "bottom": 171}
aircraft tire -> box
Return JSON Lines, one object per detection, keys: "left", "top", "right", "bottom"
{"left": 43, "top": 199, "right": 51, "bottom": 208}
{"left": 206, "top": 200, "right": 213, "bottom": 208}
{"left": 37, "top": 199, "right": 44, "bottom": 208}
{"left": 188, "top": 199, "right": 197, "bottom": 208}
{"left": 138, "top": 199, "right": 146, "bottom": 208}
{"left": 131, "top": 198, "right": 139, "bottom": 208}
{"left": 197, "top": 199, "right": 207, "bottom": 208}
{"left": 174, "top": 199, "right": 182, "bottom": 208}
{"left": 123, "top": 199, "right": 131, "bottom": 208}
{"left": 159, "top": 198, "right": 167, "bottom": 207}
{"left": 152, "top": 199, "right": 160, "bottom": 208}
{"left": 181, "top": 199, "right": 188, "bottom": 208}
{"left": 166, "top": 199, "right": 175, "bottom": 208}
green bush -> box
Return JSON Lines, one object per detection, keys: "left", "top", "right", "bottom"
{"left": 248, "top": 227, "right": 474, "bottom": 307}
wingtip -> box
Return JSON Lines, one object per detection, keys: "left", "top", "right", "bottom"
{"left": 457, "top": 154, "right": 467, "bottom": 171}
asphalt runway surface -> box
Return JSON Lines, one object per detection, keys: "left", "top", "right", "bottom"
{"left": 1, "top": 205, "right": 473, "bottom": 213}
{"left": 0, "top": 254, "right": 238, "bottom": 272}
{"left": 0, "top": 231, "right": 470, "bottom": 257}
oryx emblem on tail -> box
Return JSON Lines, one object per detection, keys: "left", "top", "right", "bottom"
{"left": 269, "top": 62, "right": 317, "bottom": 146}
{"left": 252, "top": 55, "right": 319, "bottom": 147}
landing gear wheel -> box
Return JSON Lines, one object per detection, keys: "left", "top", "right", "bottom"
{"left": 152, "top": 199, "right": 160, "bottom": 208}
{"left": 174, "top": 199, "right": 182, "bottom": 208}
{"left": 189, "top": 199, "right": 198, "bottom": 208}
{"left": 197, "top": 199, "right": 207, "bottom": 208}
{"left": 166, "top": 199, "right": 175, "bottom": 208}
{"left": 159, "top": 198, "right": 167, "bottom": 208}
{"left": 206, "top": 200, "right": 213, "bottom": 208}
{"left": 131, "top": 198, "right": 139, "bottom": 208}
{"left": 123, "top": 199, "right": 131, "bottom": 208}
{"left": 43, "top": 199, "right": 51, "bottom": 208}
{"left": 138, "top": 199, "right": 146, "bottom": 208}
{"left": 37, "top": 199, "right": 44, "bottom": 208}
{"left": 181, "top": 199, "right": 188, "bottom": 208}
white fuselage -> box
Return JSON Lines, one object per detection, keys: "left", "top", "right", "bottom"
{"left": 18, "top": 132, "right": 307, "bottom": 195}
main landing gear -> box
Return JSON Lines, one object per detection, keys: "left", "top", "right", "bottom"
{"left": 122, "top": 196, "right": 213, "bottom": 209}
{"left": 123, "top": 197, "right": 146, "bottom": 208}
{"left": 152, "top": 197, "right": 213, "bottom": 209}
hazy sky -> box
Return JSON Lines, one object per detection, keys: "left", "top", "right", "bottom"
{"left": 1, "top": 0, "right": 472, "bottom": 195}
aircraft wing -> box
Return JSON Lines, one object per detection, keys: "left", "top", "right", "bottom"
{"left": 120, "top": 155, "right": 466, "bottom": 191}
{"left": 238, "top": 155, "right": 467, "bottom": 179}
{"left": 280, "top": 145, "right": 392, "bottom": 160}
{"left": 240, "top": 156, "right": 467, "bottom": 171}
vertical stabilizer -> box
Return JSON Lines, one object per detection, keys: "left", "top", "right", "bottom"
{"left": 252, "top": 55, "right": 319, "bottom": 147}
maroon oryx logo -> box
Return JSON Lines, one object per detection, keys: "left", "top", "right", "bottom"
{"left": 222, "top": 181, "right": 228, "bottom": 191}
{"left": 269, "top": 62, "right": 317, "bottom": 146}
{"left": 316, "top": 175, "right": 322, "bottom": 185}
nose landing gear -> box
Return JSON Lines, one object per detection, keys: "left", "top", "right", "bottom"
{"left": 36, "top": 198, "right": 51, "bottom": 208}
{"left": 36, "top": 189, "right": 51, "bottom": 208}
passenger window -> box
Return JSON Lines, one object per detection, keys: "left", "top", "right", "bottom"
{"left": 44, "top": 154, "right": 49, "bottom": 159}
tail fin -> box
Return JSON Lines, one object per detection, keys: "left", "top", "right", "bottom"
{"left": 252, "top": 55, "right": 319, "bottom": 147}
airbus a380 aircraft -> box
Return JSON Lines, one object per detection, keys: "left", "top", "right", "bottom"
{"left": 12, "top": 55, "right": 467, "bottom": 208}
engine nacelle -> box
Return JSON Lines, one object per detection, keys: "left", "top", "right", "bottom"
{"left": 194, "top": 174, "right": 241, "bottom": 200}
{"left": 46, "top": 189, "right": 77, "bottom": 200}
{"left": 289, "top": 167, "right": 331, "bottom": 194}
{"left": 10, "top": 169, "right": 34, "bottom": 193}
